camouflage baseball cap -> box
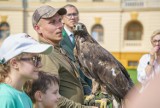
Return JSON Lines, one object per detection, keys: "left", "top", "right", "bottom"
{"left": 32, "top": 5, "right": 66, "bottom": 26}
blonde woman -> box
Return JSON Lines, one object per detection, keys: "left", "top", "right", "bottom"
{"left": 137, "top": 29, "right": 160, "bottom": 90}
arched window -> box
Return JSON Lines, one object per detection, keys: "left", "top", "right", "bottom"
{"left": 0, "top": 22, "right": 10, "bottom": 40}
{"left": 124, "top": 21, "right": 143, "bottom": 40}
{"left": 91, "top": 24, "right": 104, "bottom": 42}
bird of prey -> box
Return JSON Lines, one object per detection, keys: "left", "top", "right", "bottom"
{"left": 73, "top": 22, "right": 134, "bottom": 105}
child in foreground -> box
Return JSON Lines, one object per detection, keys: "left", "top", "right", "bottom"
{"left": 0, "top": 33, "right": 52, "bottom": 108}
{"left": 24, "top": 71, "right": 60, "bottom": 108}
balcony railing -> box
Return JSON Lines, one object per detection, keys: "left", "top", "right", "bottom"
{"left": 122, "top": 0, "right": 160, "bottom": 8}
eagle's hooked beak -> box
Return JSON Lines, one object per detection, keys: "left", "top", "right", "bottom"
{"left": 74, "top": 23, "right": 83, "bottom": 31}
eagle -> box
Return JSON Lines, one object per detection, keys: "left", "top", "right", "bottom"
{"left": 73, "top": 23, "right": 134, "bottom": 106}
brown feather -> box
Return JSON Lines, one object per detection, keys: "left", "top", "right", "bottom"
{"left": 73, "top": 23, "right": 134, "bottom": 101}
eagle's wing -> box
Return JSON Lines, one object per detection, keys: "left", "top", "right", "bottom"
{"left": 76, "top": 38, "right": 133, "bottom": 99}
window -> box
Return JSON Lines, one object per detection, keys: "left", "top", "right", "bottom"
{"left": 93, "top": 0, "right": 103, "bottom": 2}
{"left": 91, "top": 24, "right": 104, "bottom": 42}
{"left": 67, "top": 0, "right": 77, "bottom": 2}
{"left": 124, "top": 21, "right": 143, "bottom": 40}
{"left": 128, "top": 61, "right": 138, "bottom": 67}
{"left": 0, "top": 22, "right": 10, "bottom": 40}
{"left": 40, "top": 0, "right": 50, "bottom": 3}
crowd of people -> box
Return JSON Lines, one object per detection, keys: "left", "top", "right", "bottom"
{"left": 0, "top": 3, "right": 160, "bottom": 108}
{"left": 0, "top": 4, "right": 98, "bottom": 108}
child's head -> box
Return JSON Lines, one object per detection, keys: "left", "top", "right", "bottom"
{"left": 24, "top": 71, "right": 60, "bottom": 108}
{"left": 0, "top": 33, "right": 52, "bottom": 82}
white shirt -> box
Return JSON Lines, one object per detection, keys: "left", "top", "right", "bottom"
{"left": 137, "top": 54, "right": 160, "bottom": 86}
{"left": 64, "top": 27, "right": 74, "bottom": 43}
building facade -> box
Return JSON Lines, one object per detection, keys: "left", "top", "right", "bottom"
{"left": 0, "top": 0, "right": 160, "bottom": 69}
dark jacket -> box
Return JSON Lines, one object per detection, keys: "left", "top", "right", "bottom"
{"left": 60, "top": 29, "right": 92, "bottom": 95}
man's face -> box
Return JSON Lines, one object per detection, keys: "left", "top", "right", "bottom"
{"left": 62, "top": 7, "right": 79, "bottom": 30}
{"left": 37, "top": 13, "right": 63, "bottom": 44}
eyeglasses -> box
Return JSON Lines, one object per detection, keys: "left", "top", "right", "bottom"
{"left": 19, "top": 56, "right": 41, "bottom": 67}
{"left": 65, "top": 13, "right": 78, "bottom": 18}
{"left": 152, "top": 39, "right": 160, "bottom": 44}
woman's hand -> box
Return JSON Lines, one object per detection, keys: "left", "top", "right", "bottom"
{"left": 150, "top": 46, "right": 159, "bottom": 59}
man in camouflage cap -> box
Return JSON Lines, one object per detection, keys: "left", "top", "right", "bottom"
{"left": 32, "top": 5, "right": 97, "bottom": 108}
{"left": 32, "top": 5, "right": 66, "bottom": 27}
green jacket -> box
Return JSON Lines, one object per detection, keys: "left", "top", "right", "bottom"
{"left": 60, "top": 29, "right": 75, "bottom": 61}
{"left": 40, "top": 36, "right": 92, "bottom": 107}
{"left": 60, "top": 29, "right": 92, "bottom": 94}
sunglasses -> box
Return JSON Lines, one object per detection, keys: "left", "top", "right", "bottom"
{"left": 19, "top": 56, "right": 41, "bottom": 67}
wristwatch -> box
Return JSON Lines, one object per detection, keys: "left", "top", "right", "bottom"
{"left": 147, "top": 61, "right": 153, "bottom": 66}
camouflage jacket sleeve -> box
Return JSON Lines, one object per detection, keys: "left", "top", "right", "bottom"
{"left": 58, "top": 96, "right": 93, "bottom": 108}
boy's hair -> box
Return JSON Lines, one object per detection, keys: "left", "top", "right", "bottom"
{"left": 24, "top": 71, "right": 59, "bottom": 103}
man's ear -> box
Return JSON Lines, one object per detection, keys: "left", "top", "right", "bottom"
{"left": 34, "top": 25, "right": 41, "bottom": 34}
{"left": 77, "top": 16, "right": 79, "bottom": 22}
{"left": 34, "top": 91, "right": 43, "bottom": 102}
{"left": 34, "top": 25, "right": 43, "bottom": 37}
